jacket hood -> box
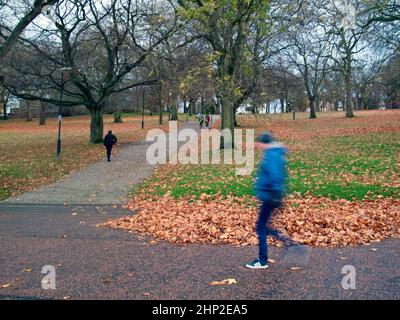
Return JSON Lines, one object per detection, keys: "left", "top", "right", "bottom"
{"left": 263, "top": 142, "right": 288, "bottom": 155}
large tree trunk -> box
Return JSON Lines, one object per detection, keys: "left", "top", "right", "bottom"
{"left": 359, "top": 91, "right": 366, "bottom": 110}
{"left": 360, "top": 97, "right": 366, "bottom": 110}
{"left": 26, "top": 107, "right": 33, "bottom": 121}
{"left": 309, "top": 96, "right": 317, "bottom": 119}
{"left": 345, "top": 62, "right": 354, "bottom": 118}
{"left": 279, "top": 98, "right": 284, "bottom": 113}
{"left": 158, "top": 82, "right": 163, "bottom": 125}
{"left": 220, "top": 96, "right": 235, "bottom": 149}
{"left": 189, "top": 98, "right": 195, "bottom": 116}
{"left": 159, "top": 105, "right": 163, "bottom": 125}
{"left": 345, "top": 85, "right": 354, "bottom": 117}
{"left": 170, "top": 99, "right": 178, "bottom": 121}
{"left": 215, "top": 97, "right": 221, "bottom": 115}
{"left": 39, "top": 101, "right": 47, "bottom": 125}
{"left": 90, "top": 107, "right": 104, "bottom": 143}
{"left": 233, "top": 100, "right": 241, "bottom": 127}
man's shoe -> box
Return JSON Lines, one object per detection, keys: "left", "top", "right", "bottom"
{"left": 246, "top": 259, "right": 268, "bottom": 269}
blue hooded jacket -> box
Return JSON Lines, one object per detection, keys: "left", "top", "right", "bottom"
{"left": 254, "top": 143, "right": 288, "bottom": 203}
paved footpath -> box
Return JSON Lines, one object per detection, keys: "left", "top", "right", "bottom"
{"left": 0, "top": 121, "right": 399, "bottom": 300}
{"left": 4, "top": 122, "right": 197, "bottom": 205}
{"left": 4, "top": 139, "right": 155, "bottom": 205}
{"left": 0, "top": 204, "right": 398, "bottom": 300}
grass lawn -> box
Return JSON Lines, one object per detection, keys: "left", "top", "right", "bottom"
{"left": 134, "top": 110, "right": 400, "bottom": 202}
{"left": 0, "top": 114, "right": 169, "bottom": 200}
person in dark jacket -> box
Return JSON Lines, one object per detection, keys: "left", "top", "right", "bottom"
{"left": 103, "top": 130, "right": 117, "bottom": 162}
{"left": 246, "top": 131, "right": 295, "bottom": 269}
{"left": 197, "top": 112, "right": 204, "bottom": 128}
{"left": 205, "top": 114, "right": 211, "bottom": 128}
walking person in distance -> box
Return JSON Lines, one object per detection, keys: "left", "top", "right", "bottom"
{"left": 103, "top": 130, "right": 118, "bottom": 162}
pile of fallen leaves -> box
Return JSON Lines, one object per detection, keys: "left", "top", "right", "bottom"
{"left": 98, "top": 193, "right": 400, "bottom": 247}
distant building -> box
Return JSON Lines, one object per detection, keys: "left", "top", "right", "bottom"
{"left": 237, "top": 100, "right": 284, "bottom": 114}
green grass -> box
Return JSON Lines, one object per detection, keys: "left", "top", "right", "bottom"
{"left": 134, "top": 127, "right": 400, "bottom": 202}
{"left": 287, "top": 132, "right": 400, "bottom": 200}
{"left": 0, "top": 188, "right": 10, "bottom": 199}
{"left": 135, "top": 164, "right": 252, "bottom": 198}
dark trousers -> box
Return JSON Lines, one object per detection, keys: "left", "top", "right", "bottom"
{"left": 106, "top": 146, "right": 113, "bottom": 161}
{"left": 256, "top": 201, "right": 295, "bottom": 263}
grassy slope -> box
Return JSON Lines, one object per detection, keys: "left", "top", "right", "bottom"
{"left": 133, "top": 110, "right": 400, "bottom": 202}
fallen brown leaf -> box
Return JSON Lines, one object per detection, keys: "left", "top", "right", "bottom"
{"left": 209, "top": 278, "right": 237, "bottom": 285}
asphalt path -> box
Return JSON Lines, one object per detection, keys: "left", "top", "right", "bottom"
{"left": 0, "top": 203, "right": 398, "bottom": 300}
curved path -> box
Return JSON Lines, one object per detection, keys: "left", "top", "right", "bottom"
{"left": 3, "top": 122, "right": 198, "bottom": 205}
{"left": 0, "top": 204, "right": 398, "bottom": 300}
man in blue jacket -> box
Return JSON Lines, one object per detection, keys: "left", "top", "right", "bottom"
{"left": 246, "top": 131, "right": 295, "bottom": 269}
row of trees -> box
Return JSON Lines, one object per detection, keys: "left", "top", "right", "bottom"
{"left": 1, "top": 0, "right": 399, "bottom": 146}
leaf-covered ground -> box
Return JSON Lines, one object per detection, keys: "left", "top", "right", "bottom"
{"left": 0, "top": 115, "right": 168, "bottom": 200}
{"left": 100, "top": 110, "right": 400, "bottom": 247}
{"left": 104, "top": 193, "right": 399, "bottom": 247}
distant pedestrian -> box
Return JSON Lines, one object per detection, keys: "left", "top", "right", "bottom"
{"left": 205, "top": 114, "right": 211, "bottom": 128}
{"left": 103, "top": 130, "right": 117, "bottom": 162}
{"left": 197, "top": 112, "right": 204, "bottom": 128}
{"left": 246, "top": 132, "right": 296, "bottom": 269}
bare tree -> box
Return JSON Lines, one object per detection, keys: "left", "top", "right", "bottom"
{"left": 377, "top": 54, "right": 400, "bottom": 109}
{"left": 0, "top": 84, "right": 11, "bottom": 119}
{"left": 0, "top": 0, "right": 59, "bottom": 61}
{"left": 283, "top": 1, "right": 332, "bottom": 118}
{"left": 352, "top": 49, "right": 392, "bottom": 110}
{"left": 363, "top": 0, "right": 400, "bottom": 26}
{"left": 177, "top": 0, "right": 272, "bottom": 148}
{"left": 322, "top": 0, "right": 372, "bottom": 117}
{"left": 2, "top": 0, "right": 177, "bottom": 142}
